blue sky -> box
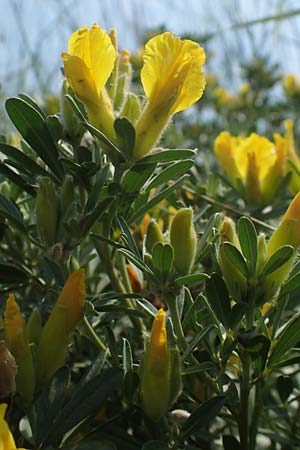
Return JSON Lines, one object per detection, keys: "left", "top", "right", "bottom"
{"left": 1, "top": 0, "right": 300, "bottom": 96}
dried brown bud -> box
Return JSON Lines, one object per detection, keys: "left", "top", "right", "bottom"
{"left": 0, "top": 341, "right": 17, "bottom": 400}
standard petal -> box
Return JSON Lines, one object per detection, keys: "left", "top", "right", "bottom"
{"left": 88, "top": 23, "right": 116, "bottom": 91}
{"left": 141, "top": 32, "right": 205, "bottom": 114}
{"left": 68, "top": 25, "right": 91, "bottom": 68}
{"left": 62, "top": 53, "right": 99, "bottom": 106}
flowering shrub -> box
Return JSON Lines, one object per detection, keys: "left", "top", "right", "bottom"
{"left": 1, "top": 23, "right": 300, "bottom": 450}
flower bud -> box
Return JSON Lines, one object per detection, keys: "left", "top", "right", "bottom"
{"left": 144, "top": 219, "right": 164, "bottom": 254}
{"left": 4, "top": 294, "right": 35, "bottom": 404}
{"left": 256, "top": 233, "right": 268, "bottom": 275}
{"left": 170, "top": 208, "right": 197, "bottom": 276}
{"left": 284, "top": 120, "right": 300, "bottom": 194}
{"left": 60, "top": 81, "right": 84, "bottom": 144}
{"left": 36, "top": 177, "right": 59, "bottom": 247}
{"left": 141, "top": 309, "right": 170, "bottom": 421}
{"left": 265, "top": 193, "right": 300, "bottom": 296}
{"left": 218, "top": 217, "right": 247, "bottom": 301}
{"left": 120, "top": 93, "right": 141, "bottom": 125}
{"left": 60, "top": 175, "right": 75, "bottom": 216}
{"left": 0, "top": 341, "right": 17, "bottom": 401}
{"left": 26, "top": 308, "right": 42, "bottom": 346}
{"left": 37, "top": 269, "right": 85, "bottom": 383}
{"left": 114, "top": 50, "right": 132, "bottom": 111}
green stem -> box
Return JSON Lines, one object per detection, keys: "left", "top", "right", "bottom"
{"left": 249, "top": 382, "right": 261, "bottom": 450}
{"left": 239, "top": 352, "right": 251, "bottom": 450}
{"left": 166, "top": 294, "right": 187, "bottom": 352}
{"left": 83, "top": 316, "right": 107, "bottom": 352}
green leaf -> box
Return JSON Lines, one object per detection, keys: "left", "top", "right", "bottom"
{"left": 146, "top": 160, "right": 194, "bottom": 190}
{"left": 206, "top": 273, "right": 231, "bottom": 329}
{"left": 129, "top": 175, "right": 189, "bottom": 224}
{"left": 0, "top": 194, "right": 26, "bottom": 232}
{"left": 0, "top": 263, "right": 29, "bottom": 284}
{"left": 117, "top": 216, "right": 140, "bottom": 257}
{"left": 0, "top": 143, "right": 55, "bottom": 180}
{"left": 114, "top": 117, "right": 135, "bottom": 159}
{"left": 276, "top": 376, "right": 294, "bottom": 403}
{"left": 238, "top": 216, "right": 257, "bottom": 275}
{"left": 179, "top": 396, "right": 225, "bottom": 440}
{"left": 46, "top": 114, "right": 63, "bottom": 142}
{"left": 268, "top": 312, "right": 300, "bottom": 368}
{"left": 0, "top": 162, "right": 36, "bottom": 196}
{"left": 261, "top": 245, "right": 294, "bottom": 277}
{"left": 5, "top": 97, "right": 64, "bottom": 178}
{"left": 45, "top": 368, "right": 123, "bottom": 447}
{"left": 142, "top": 442, "right": 169, "bottom": 450}
{"left": 196, "top": 212, "right": 221, "bottom": 260}
{"left": 151, "top": 242, "right": 174, "bottom": 283}
{"left": 175, "top": 273, "right": 209, "bottom": 286}
{"left": 122, "top": 163, "right": 157, "bottom": 194}
{"left": 80, "top": 197, "right": 114, "bottom": 236}
{"left": 223, "top": 242, "right": 249, "bottom": 278}
{"left": 136, "top": 149, "right": 195, "bottom": 164}
{"left": 18, "top": 92, "right": 47, "bottom": 117}
{"left": 35, "top": 367, "right": 71, "bottom": 446}
{"left": 279, "top": 272, "right": 300, "bottom": 298}
{"left": 222, "top": 435, "right": 240, "bottom": 450}
{"left": 85, "top": 165, "right": 110, "bottom": 213}
{"left": 122, "top": 338, "right": 133, "bottom": 373}
{"left": 237, "top": 330, "right": 270, "bottom": 371}
{"left": 118, "top": 249, "right": 155, "bottom": 278}
{"left": 182, "top": 325, "right": 216, "bottom": 360}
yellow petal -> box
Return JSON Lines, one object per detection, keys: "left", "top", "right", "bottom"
{"left": 141, "top": 32, "right": 205, "bottom": 114}
{"left": 214, "top": 131, "right": 242, "bottom": 187}
{"left": 4, "top": 294, "right": 24, "bottom": 348}
{"left": 235, "top": 133, "right": 276, "bottom": 181}
{"left": 62, "top": 53, "right": 99, "bottom": 107}
{"left": 147, "top": 309, "right": 167, "bottom": 370}
{"left": 66, "top": 24, "right": 116, "bottom": 93}
{"left": 68, "top": 25, "right": 90, "bottom": 67}
{"left": 0, "top": 403, "right": 17, "bottom": 450}
{"left": 88, "top": 24, "right": 116, "bottom": 92}
{"left": 57, "top": 269, "right": 85, "bottom": 332}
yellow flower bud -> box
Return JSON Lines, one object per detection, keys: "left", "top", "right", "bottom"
{"left": 36, "top": 177, "right": 59, "bottom": 247}
{"left": 37, "top": 269, "right": 85, "bottom": 383}
{"left": 144, "top": 219, "right": 164, "bottom": 254}
{"left": 265, "top": 193, "right": 300, "bottom": 297}
{"left": 170, "top": 208, "right": 197, "bottom": 276}
{"left": 141, "top": 309, "right": 170, "bottom": 421}
{"left": 4, "top": 295, "right": 35, "bottom": 404}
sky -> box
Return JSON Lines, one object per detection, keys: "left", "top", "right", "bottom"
{"left": 1, "top": 0, "right": 300, "bottom": 96}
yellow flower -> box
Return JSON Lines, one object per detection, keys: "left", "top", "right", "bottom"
{"left": 214, "top": 131, "right": 286, "bottom": 205}
{"left": 62, "top": 24, "right": 117, "bottom": 140}
{"left": 134, "top": 32, "right": 206, "bottom": 158}
{"left": 282, "top": 74, "right": 299, "bottom": 97}
{"left": 0, "top": 404, "right": 27, "bottom": 450}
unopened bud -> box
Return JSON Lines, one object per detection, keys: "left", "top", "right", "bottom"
{"left": 114, "top": 50, "right": 132, "bottom": 111}
{"left": 36, "top": 177, "right": 59, "bottom": 247}
{"left": 145, "top": 219, "right": 164, "bottom": 254}
{"left": 120, "top": 93, "right": 141, "bottom": 125}
{"left": 26, "top": 308, "right": 42, "bottom": 346}
{"left": 60, "top": 81, "right": 84, "bottom": 144}
{"left": 218, "top": 217, "right": 247, "bottom": 301}
{"left": 170, "top": 208, "right": 197, "bottom": 276}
